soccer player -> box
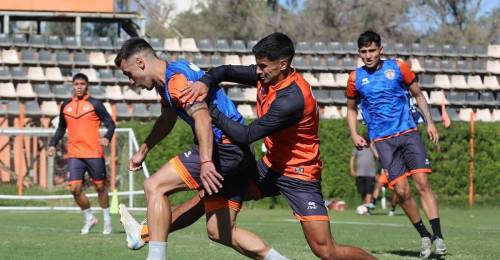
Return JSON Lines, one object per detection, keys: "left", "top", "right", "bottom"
{"left": 114, "top": 38, "right": 286, "bottom": 260}
{"left": 184, "top": 32, "right": 375, "bottom": 260}
{"left": 346, "top": 30, "right": 447, "bottom": 258}
{"left": 48, "top": 73, "right": 116, "bottom": 235}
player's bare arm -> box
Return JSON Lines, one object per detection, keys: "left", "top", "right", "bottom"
{"left": 347, "top": 98, "right": 367, "bottom": 149}
{"left": 186, "top": 101, "right": 223, "bottom": 195}
{"left": 409, "top": 82, "right": 439, "bottom": 143}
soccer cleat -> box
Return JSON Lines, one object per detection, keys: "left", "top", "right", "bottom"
{"left": 388, "top": 210, "right": 395, "bottom": 216}
{"left": 365, "top": 203, "right": 376, "bottom": 210}
{"left": 419, "top": 237, "right": 432, "bottom": 259}
{"left": 81, "top": 216, "right": 98, "bottom": 235}
{"left": 119, "top": 204, "right": 146, "bottom": 250}
{"left": 103, "top": 220, "right": 112, "bottom": 235}
{"left": 434, "top": 237, "right": 447, "bottom": 256}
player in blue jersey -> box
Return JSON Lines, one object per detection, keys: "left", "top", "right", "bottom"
{"left": 114, "top": 38, "right": 286, "bottom": 260}
{"left": 346, "top": 30, "right": 447, "bottom": 258}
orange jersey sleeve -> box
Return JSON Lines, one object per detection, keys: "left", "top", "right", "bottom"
{"left": 396, "top": 59, "right": 416, "bottom": 86}
{"left": 345, "top": 71, "right": 357, "bottom": 99}
{"left": 167, "top": 74, "right": 200, "bottom": 109}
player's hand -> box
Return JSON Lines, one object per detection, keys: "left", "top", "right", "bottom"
{"left": 180, "top": 81, "right": 209, "bottom": 102}
{"left": 47, "top": 146, "right": 56, "bottom": 157}
{"left": 427, "top": 122, "right": 439, "bottom": 144}
{"left": 129, "top": 150, "right": 147, "bottom": 171}
{"left": 351, "top": 133, "right": 368, "bottom": 150}
{"left": 200, "top": 161, "right": 223, "bottom": 195}
{"left": 100, "top": 138, "right": 110, "bottom": 146}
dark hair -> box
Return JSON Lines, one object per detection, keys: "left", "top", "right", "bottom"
{"left": 72, "top": 73, "right": 88, "bottom": 83}
{"left": 252, "top": 32, "right": 295, "bottom": 62}
{"left": 114, "top": 38, "right": 156, "bottom": 67}
{"left": 357, "top": 30, "right": 381, "bottom": 48}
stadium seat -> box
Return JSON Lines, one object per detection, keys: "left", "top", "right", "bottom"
{"left": 486, "top": 60, "right": 500, "bottom": 74}
{"left": 331, "top": 89, "right": 347, "bottom": 104}
{"left": 464, "top": 91, "right": 480, "bottom": 106}
{"left": 296, "top": 41, "right": 314, "bottom": 54}
{"left": 395, "top": 43, "right": 410, "bottom": 56}
{"left": 326, "top": 56, "right": 342, "bottom": 71}
{"left": 450, "top": 75, "right": 467, "bottom": 89}
{"left": 74, "top": 51, "right": 90, "bottom": 67}
{"left": 98, "top": 37, "right": 114, "bottom": 51}
{"left": 115, "top": 69, "right": 129, "bottom": 84}
{"left": 164, "top": 38, "right": 181, "bottom": 52}
{"left": 292, "top": 56, "right": 309, "bottom": 70}
{"left": 492, "top": 109, "right": 500, "bottom": 121}
{"left": 483, "top": 76, "right": 500, "bottom": 91}
{"left": 148, "top": 38, "right": 164, "bottom": 51}
{"left": 328, "top": 41, "right": 344, "bottom": 54}
{"left": 20, "top": 49, "right": 37, "bottom": 65}
{"left": 458, "top": 108, "right": 474, "bottom": 121}
{"left": 430, "top": 108, "right": 442, "bottom": 122}
{"left": 356, "top": 57, "right": 364, "bottom": 67}
{"left": 28, "top": 67, "right": 46, "bottom": 82}
{"left": 105, "top": 54, "right": 116, "bottom": 66}
{"left": 243, "top": 88, "right": 257, "bottom": 102}
{"left": 193, "top": 54, "right": 209, "bottom": 68}
{"left": 237, "top": 104, "right": 256, "bottom": 118}
{"left": 344, "top": 42, "right": 358, "bottom": 54}
{"left": 479, "top": 92, "right": 496, "bottom": 107}
{"left": 342, "top": 57, "right": 356, "bottom": 71}
{"left": 382, "top": 42, "right": 395, "bottom": 55}
{"left": 39, "top": 50, "right": 54, "bottom": 66}
{"left": 140, "top": 88, "right": 160, "bottom": 101}
{"left": 446, "top": 91, "right": 466, "bottom": 106}
{"left": 79, "top": 68, "right": 99, "bottom": 83}
{"left": 123, "top": 87, "right": 141, "bottom": 101}
{"left": 227, "top": 88, "right": 245, "bottom": 102}
{"left": 33, "top": 84, "right": 53, "bottom": 99}
{"left": 47, "top": 35, "right": 62, "bottom": 49}
{"left": 467, "top": 75, "right": 484, "bottom": 90}
{"left": 89, "top": 52, "right": 107, "bottom": 67}
{"left": 0, "top": 67, "right": 11, "bottom": 81}
{"left": 411, "top": 43, "right": 424, "bottom": 56}
{"left": 210, "top": 55, "right": 223, "bottom": 67}
{"left": 2, "top": 49, "right": 20, "bottom": 64}
{"left": 473, "top": 45, "right": 488, "bottom": 58}
{"left": 313, "top": 89, "right": 332, "bottom": 104}
{"left": 41, "top": 101, "right": 60, "bottom": 117}
{"left": 11, "top": 67, "right": 27, "bottom": 81}
{"left": 440, "top": 59, "right": 454, "bottom": 73}
{"left": 322, "top": 106, "right": 341, "bottom": 119}
{"left": 442, "top": 44, "right": 458, "bottom": 57}
{"left": 29, "top": 34, "right": 45, "bottom": 49}
{"left": 45, "top": 67, "right": 64, "bottom": 82}
{"left": 246, "top": 40, "right": 258, "bottom": 52}
{"left": 132, "top": 103, "right": 151, "bottom": 119}
{"left": 319, "top": 73, "right": 336, "bottom": 88}
{"left": 303, "top": 73, "right": 319, "bottom": 86}
{"left": 425, "top": 44, "right": 441, "bottom": 56}
{"left": 53, "top": 84, "right": 72, "bottom": 99}
{"left": 215, "top": 39, "right": 231, "bottom": 53}
{"left": 446, "top": 108, "right": 459, "bottom": 121}
{"left": 24, "top": 100, "right": 41, "bottom": 117}
{"left": 99, "top": 69, "right": 115, "bottom": 84}
{"left": 434, "top": 74, "right": 450, "bottom": 89}
{"left": 335, "top": 73, "right": 349, "bottom": 87}
{"left": 0, "top": 82, "right": 17, "bottom": 98}
{"left": 418, "top": 74, "right": 434, "bottom": 89}
{"left": 13, "top": 34, "right": 28, "bottom": 48}
{"left": 114, "top": 37, "right": 128, "bottom": 50}
{"left": 340, "top": 106, "right": 348, "bottom": 118}
{"left": 241, "top": 55, "right": 254, "bottom": 66}
{"left": 456, "top": 59, "right": 472, "bottom": 73}
{"left": 149, "top": 103, "right": 162, "bottom": 117}
{"left": 429, "top": 90, "right": 446, "bottom": 105}
{"left": 310, "top": 56, "right": 327, "bottom": 71}
{"left": 224, "top": 55, "right": 241, "bottom": 65}
{"left": 63, "top": 36, "right": 79, "bottom": 49}
{"left": 457, "top": 45, "right": 474, "bottom": 58}
{"left": 102, "top": 102, "right": 112, "bottom": 115}
{"left": 410, "top": 58, "right": 424, "bottom": 73}
{"left": 197, "top": 39, "right": 215, "bottom": 52}
{"left": 472, "top": 59, "right": 487, "bottom": 73}
{"left": 423, "top": 59, "right": 439, "bottom": 73}
{"left": 116, "top": 103, "right": 132, "bottom": 118}
{"left": 55, "top": 50, "right": 73, "bottom": 67}
{"left": 487, "top": 44, "right": 500, "bottom": 58}
{"left": 0, "top": 33, "right": 10, "bottom": 48}
{"left": 81, "top": 36, "right": 97, "bottom": 50}
{"left": 313, "top": 41, "right": 329, "bottom": 55}
{"left": 7, "top": 100, "right": 20, "bottom": 116}
{"left": 105, "top": 85, "right": 123, "bottom": 100}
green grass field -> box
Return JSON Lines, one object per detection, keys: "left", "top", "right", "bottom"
{"left": 0, "top": 207, "right": 499, "bottom": 259}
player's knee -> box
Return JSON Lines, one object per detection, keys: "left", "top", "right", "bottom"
{"left": 311, "top": 240, "right": 335, "bottom": 259}
{"left": 143, "top": 178, "right": 159, "bottom": 196}
{"left": 69, "top": 185, "right": 83, "bottom": 196}
{"left": 95, "top": 184, "right": 106, "bottom": 193}
{"left": 415, "top": 180, "right": 431, "bottom": 194}
{"left": 206, "top": 225, "right": 222, "bottom": 243}
{"left": 395, "top": 188, "right": 411, "bottom": 201}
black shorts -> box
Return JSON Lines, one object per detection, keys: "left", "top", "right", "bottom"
{"left": 67, "top": 158, "right": 106, "bottom": 185}
{"left": 171, "top": 143, "right": 256, "bottom": 212}
{"left": 374, "top": 130, "right": 432, "bottom": 189}
{"left": 355, "top": 176, "right": 375, "bottom": 195}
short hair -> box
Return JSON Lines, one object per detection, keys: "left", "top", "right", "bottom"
{"left": 72, "top": 73, "right": 88, "bottom": 83}
{"left": 357, "top": 30, "right": 381, "bottom": 48}
{"left": 252, "top": 32, "right": 295, "bottom": 62}
{"left": 114, "top": 38, "right": 156, "bottom": 67}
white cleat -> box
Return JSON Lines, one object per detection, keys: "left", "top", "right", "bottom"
{"left": 434, "top": 237, "right": 447, "bottom": 256}
{"left": 420, "top": 237, "right": 432, "bottom": 259}
{"left": 81, "top": 216, "right": 98, "bottom": 235}
{"left": 103, "top": 220, "right": 112, "bottom": 235}
{"left": 388, "top": 210, "right": 395, "bottom": 216}
{"left": 119, "top": 204, "right": 146, "bottom": 250}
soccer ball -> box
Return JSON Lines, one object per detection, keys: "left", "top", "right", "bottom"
{"left": 356, "top": 205, "right": 369, "bottom": 215}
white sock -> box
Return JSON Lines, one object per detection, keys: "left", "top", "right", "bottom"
{"left": 264, "top": 248, "right": 288, "bottom": 260}
{"left": 83, "top": 208, "right": 94, "bottom": 222}
{"left": 102, "top": 208, "right": 111, "bottom": 222}
{"left": 147, "top": 241, "right": 167, "bottom": 260}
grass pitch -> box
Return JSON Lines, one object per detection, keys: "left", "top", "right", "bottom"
{"left": 0, "top": 206, "right": 498, "bottom": 259}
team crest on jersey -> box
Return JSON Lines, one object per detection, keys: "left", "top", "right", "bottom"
{"left": 361, "top": 78, "right": 370, "bottom": 85}
{"left": 83, "top": 105, "right": 90, "bottom": 111}
{"left": 384, "top": 69, "right": 395, "bottom": 80}
{"left": 188, "top": 63, "right": 201, "bottom": 72}
{"left": 66, "top": 107, "right": 72, "bottom": 112}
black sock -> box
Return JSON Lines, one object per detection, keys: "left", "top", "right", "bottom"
{"left": 413, "top": 219, "right": 432, "bottom": 238}
{"left": 429, "top": 218, "right": 443, "bottom": 239}
{"left": 391, "top": 205, "right": 396, "bottom": 211}
{"left": 371, "top": 197, "right": 378, "bottom": 205}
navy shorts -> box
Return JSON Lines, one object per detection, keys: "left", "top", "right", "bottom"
{"left": 67, "top": 158, "right": 107, "bottom": 185}
{"left": 171, "top": 143, "right": 256, "bottom": 212}
{"left": 247, "top": 160, "right": 329, "bottom": 221}
{"left": 374, "top": 130, "right": 432, "bottom": 189}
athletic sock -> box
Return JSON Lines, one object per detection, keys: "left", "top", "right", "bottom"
{"left": 391, "top": 205, "right": 396, "bottom": 211}
{"left": 264, "top": 248, "right": 288, "bottom": 260}
{"left": 429, "top": 218, "right": 443, "bottom": 239}
{"left": 83, "top": 208, "right": 94, "bottom": 222}
{"left": 413, "top": 219, "right": 432, "bottom": 238}
{"left": 102, "top": 208, "right": 111, "bottom": 223}
{"left": 371, "top": 197, "right": 378, "bottom": 206}
{"left": 147, "top": 241, "right": 167, "bottom": 260}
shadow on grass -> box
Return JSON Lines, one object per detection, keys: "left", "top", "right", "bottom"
{"left": 373, "top": 249, "right": 448, "bottom": 259}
